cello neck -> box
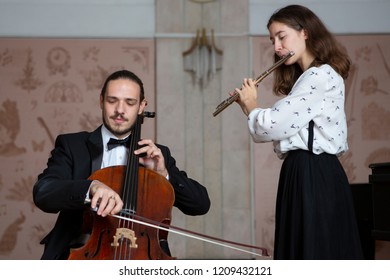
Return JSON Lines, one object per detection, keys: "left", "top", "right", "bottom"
{"left": 122, "top": 112, "right": 156, "bottom": 212}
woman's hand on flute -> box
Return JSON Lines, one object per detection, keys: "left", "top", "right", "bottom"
{"left": 234, "top": 78, "right": 258, "bottom": 116}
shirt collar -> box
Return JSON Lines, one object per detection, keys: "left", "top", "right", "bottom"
{"left": 101, "top": 125, "right": 131, "bottom": 150}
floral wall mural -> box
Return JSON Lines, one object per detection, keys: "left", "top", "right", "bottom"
{"left": 0, "top": 38, "right": 155, "bottom": 259}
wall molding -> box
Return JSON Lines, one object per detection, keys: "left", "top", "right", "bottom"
{"left": 249, "top": 0, "right": 390, "bottom": 35}
{"left": 0, "top": 0, "right": 155, "bottom": 37}
{"left": 0, "top": 1, "right": 389, "bottom": 38}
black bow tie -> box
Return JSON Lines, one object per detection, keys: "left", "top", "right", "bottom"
{"left": 107, "top": 137, "right": 130, "bottom": 150}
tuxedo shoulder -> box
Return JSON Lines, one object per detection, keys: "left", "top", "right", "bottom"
{"left": 57, "top": 126, "right": 101, "bottom": 140}
{"left": 60, "top": 131, "right": 89, "bottom": 136}
{"left": 57, "top": 131, "right": 91, "bottom": 140}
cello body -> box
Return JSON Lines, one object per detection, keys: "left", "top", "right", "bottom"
{"left": 68, "top": 165, "right": 175, "bottom": 260}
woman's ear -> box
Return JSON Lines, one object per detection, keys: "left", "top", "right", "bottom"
{"left": 302, "top": 28, "right": 309, "bottom": 40}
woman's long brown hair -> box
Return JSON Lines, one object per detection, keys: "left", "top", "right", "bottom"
{"left": 267, "top": 5, "right": 351, "bottom": 96}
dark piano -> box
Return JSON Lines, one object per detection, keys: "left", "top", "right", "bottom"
{"left": 350, "top": 162, "right": 390, "bottom": 259}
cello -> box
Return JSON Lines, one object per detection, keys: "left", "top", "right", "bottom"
{"left": 68, "top": 111, "right": 175, "bottom": 260}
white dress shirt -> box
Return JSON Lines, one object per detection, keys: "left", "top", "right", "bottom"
{"left": 101, "top": 125, "right": 129, "bottom": 168}
{"left": 85, "top": 126, "right": 130, "bottom": 200}
{"left": 100, "top": 125, "right": 169, "bottom": 180}
{"left": 247, "top": 64, "right": 348, "bottom": 159}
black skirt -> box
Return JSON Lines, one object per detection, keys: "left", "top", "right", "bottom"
{"left": 273, "top": 149, "right": 364, "bottom": 259}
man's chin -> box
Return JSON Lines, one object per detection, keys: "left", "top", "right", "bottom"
{"left": 108, "top": 126, "right": 132, "bottom": 138}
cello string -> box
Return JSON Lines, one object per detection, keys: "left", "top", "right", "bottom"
{"left": 121, "top": 114, "right": 143, "bottom": 259}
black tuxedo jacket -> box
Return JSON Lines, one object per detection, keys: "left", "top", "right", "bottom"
{"left": 33, "top": 126, "right": 210, "bottom": 259}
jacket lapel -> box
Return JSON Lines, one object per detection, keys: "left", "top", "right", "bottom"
{"left": 87, "top": 126, "right": 104, "bottom": 174}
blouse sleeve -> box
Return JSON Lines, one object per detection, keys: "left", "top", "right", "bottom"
{"left": 248, "top": 67, "right": 329, "bottom": 142}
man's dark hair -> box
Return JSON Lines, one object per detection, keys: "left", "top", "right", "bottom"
{"left": 100, "top": 70, "right": 145, "bottom": 101}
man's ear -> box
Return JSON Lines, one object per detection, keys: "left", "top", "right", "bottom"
{"left": 138, "top": 99, "right": 147, "bottom": 114}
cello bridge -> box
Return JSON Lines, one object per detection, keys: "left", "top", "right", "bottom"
{"left": 111, "top": 228, "right": 138, "bottom": 248}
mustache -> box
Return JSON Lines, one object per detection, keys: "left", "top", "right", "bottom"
{"left": 110, "top": 113, "right": 128, "bottom": 121}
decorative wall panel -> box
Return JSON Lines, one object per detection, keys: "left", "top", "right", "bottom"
{"left": 0, "top": 38, "right": 155, "bottom": 259}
